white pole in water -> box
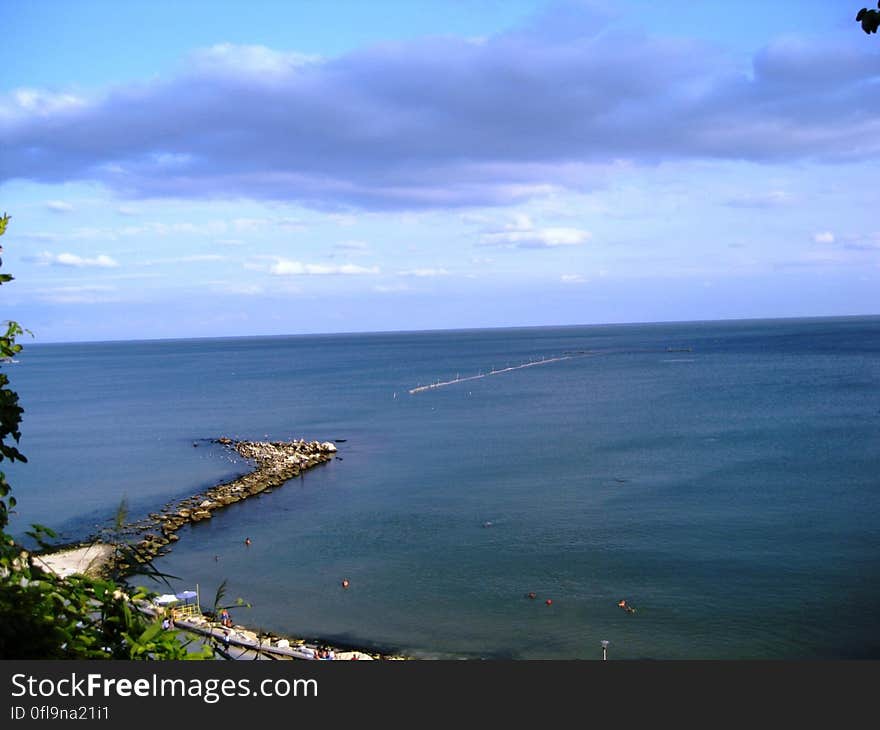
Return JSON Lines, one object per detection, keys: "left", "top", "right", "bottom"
{"left": 601, "top": 640, "right": 609, "bottom": 660}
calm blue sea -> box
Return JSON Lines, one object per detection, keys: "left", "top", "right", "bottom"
{"left": 5, "top": 317, "right": 879, "bottom": 659}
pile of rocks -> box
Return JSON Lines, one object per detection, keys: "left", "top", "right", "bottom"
{"left": 110, "top": 438, "right": 338, "bottom": 574}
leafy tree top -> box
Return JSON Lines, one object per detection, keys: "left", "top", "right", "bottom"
{"left": 857, "top": 3, "right": 880, "bottom": 34}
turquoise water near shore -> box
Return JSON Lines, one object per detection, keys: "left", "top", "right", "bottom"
{"left": 6, "top": 317, "right": 880, "bottom": 658}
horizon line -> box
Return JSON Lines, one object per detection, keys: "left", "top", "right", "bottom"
{"left": 16, "top": 312, "right": 880, "bottom": 347}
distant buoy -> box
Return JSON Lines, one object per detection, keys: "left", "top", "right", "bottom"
{"left": 528, "top": 592, "right": 537, "bottom": 600}
{"left": 244, "top": 537, "right": 251, "bottom": 546}
{"left": 342, "top": 579, "right": 350, "bottom": 589}
{"left": 545, "top": 599, "right": 553, "bottom": 606}
{"left": 483, "top": 521, "right": 493, "bottom": 528}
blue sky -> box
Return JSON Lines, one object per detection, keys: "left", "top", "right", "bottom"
{"left": 1, "top": 0, "right": 877, "bottom": 342}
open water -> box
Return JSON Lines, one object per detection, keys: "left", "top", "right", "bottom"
{"left": 5, "top": 316, "right": 879, "bottom": 658}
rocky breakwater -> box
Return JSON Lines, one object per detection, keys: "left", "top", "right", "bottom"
{"left": 113, "top": 438, "right": 337, "bottom": 575}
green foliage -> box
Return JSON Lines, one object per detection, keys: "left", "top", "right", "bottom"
{"left": 0, "top": 213, "right": 214, "bottom": 660}
{"left": 857, "top": 3, "right": 880, "bottom": 34}
{"left": 0, "top": 213, "right": 10, "bottom": 287}
{"left": 0, "top": 214, "right": 25, "bottom": 534}
{"left": 0, "top": 551, "right": 208, "bottom": 659}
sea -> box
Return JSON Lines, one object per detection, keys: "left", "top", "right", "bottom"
{"left": 4, "top": 316, "right": 879, "bottom": 659}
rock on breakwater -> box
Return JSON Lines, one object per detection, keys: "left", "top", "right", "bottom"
{"left": 110, "top": 438, "right": 338, "bottom": 575}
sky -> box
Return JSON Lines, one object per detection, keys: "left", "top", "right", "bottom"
{"left": 1, "top": 0, "right": 878, "bottom": 342}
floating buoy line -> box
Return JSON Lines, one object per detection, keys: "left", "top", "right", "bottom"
{"left": 408, "top": 353, "right": 591, "bottom": 395}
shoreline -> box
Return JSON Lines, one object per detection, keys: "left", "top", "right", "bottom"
{"left": 33, "top": 437, "right": 409, "bottom": 660}
{"left": 109, "top": 437, "right": 338, "bottom": 573}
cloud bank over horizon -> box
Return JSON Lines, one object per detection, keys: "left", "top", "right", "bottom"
{"left": 2, "top": 0, "right": 878, "bottom": 342}
{"left": 3, "top": 4, "right": 879, "bottom": 212}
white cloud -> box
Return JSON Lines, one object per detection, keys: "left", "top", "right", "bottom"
{"left": 151, "top": 152, "right": 194, "bottom": 168}
{"left": 275, "top": 217, "right": 306, "bottom": 231}
{"left": 561, "top": 274, "right": 586, "bottom": 283}
{"left": 813, "top": 231, "right": 835, "bottom": 244}
{"left": 460, "top": 212, "right": 492, "bottom": 225}
{"left": 87, "top": 220, "right": 250, "bottom": 238}
{"left": 396, "top": 268, "right": 450, "bottom": 277}
{"left": 480, "top": 216, "right": 592, "bottom": 249}
{"left": 67, "top": 226, "right": 118, "bottom": 241}
{"left": 2, "top": 88, "right": 86, "bottom": 119}
{"left": 373, "top": 284, "right": 412, "bottom": 293}
{"left": 232, "top": 217, "right": 270, "bottom": 232}
{"left": 212, "top": 282, "right": 264, "bottom": 296}
{"left": 6, "top": 22, "right": 880, "bottom": 212}
{"left": 137, "top": 254, "right": 226, "bottom": 266}
{"left": 470, "top": 256, "right": 494, "bottom": 265}
{"left": 36, "top": 285, "right": 119, "bottom": 304}
{"left": 269, "top": 258, "right": 379, "bottom": 276}
{"left": 330, "top": 214, "right": 359, "bottom": 227}
{"left": 841, "top": 233, "right": 880, "bottom": 251}
{"left": 334, "top": 240, "right": 369, "bottom": 252}
{"left": 189, "top": 44, "right": 320, "bottom": 78}
{"left": 231, "top": 284, "right": 264, "bottom": 295}
{"left": 46, "top": 200, "right": 74, "bottom": 213}
{"left": 725, "top": 190, "right": 794, "bottom": 208}
{"left": 18, "top": 232, "right": 60, "bottom": 242}
{"left": 32, "top": 252, "right": 119, "bottom": 268}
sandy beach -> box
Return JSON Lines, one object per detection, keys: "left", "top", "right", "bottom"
{"left": 32, "top": 543, "right": 115, "bottom": 579}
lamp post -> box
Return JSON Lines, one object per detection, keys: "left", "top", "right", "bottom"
{"left": 600, "top": 640, "right": 609, "bottom": 660}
